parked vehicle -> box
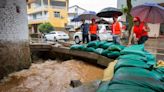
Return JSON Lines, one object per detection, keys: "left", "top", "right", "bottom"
{"left": 44, "top": 31, "right": 69, "bottom": 41}
{"left": 73, "top": 24, "right": 113, "bottom": 44}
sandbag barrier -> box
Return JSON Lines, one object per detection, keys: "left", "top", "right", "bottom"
{"left": 97, "top": 44, "right": 164, "bottom": 92}
{"left": 70, "top": 41, "right": 125, "bottom": 59}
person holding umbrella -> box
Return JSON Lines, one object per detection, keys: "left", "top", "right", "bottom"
{"left": 81, "top": 19, "right": 89, "bottom": 43}
{"left": 111, "top": 15, "right": 122, "bottom": 44}
{"left": 97, "top": 7, "right": 123, "bottom": 44}
{"left": 89, "top": 18, "right": 99, "bottom": 41}
{"left": 128, "top": 17, "right": 150, "bottom": 45}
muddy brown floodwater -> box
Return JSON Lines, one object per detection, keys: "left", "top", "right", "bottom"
{"left": 0, "top": 60, "right": 103, "bottom": 92}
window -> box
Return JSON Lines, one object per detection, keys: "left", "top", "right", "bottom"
{"left": 43, "top": 0, "right": 48, "bottom": 6}
{"left": 28, "top": 4, "right": 31, "bottom": 9}
{"left": 50, "top": 31, "right": 56, "bottom": 34}
{"left": 121, "top": 4, "right": 124, "bottom": 8}
{"left": 106, "top": 26, "right": 111, "bottom": 30}
{"left": 54, "top": 12, "right": 60, "bottom": 18}
{"left": 75, "top": 8, "right": 78, "bottom": 12}
{"left": 44, "top": 11, "right": 48, "bottom": 17}
{"left": 33, "top": 14, "right": 37, "bottom": 19}
{"left": 32, "top": 12, "right": 42, "bottom": 19}
{"left": 51, "top": 0, "right": 66, "bottom": 7}
{"left": 98, "top": 25, "right": 102, "bottom": 30}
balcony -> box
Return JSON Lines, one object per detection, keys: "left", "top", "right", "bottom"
{"left": 27, "top": 0, "right": 67, "bottom": 14}
{"left": 28, "top": 16, "right": 48, "bottom": 24}
{"left": 28, "top": 6, "right": 49, "bottom": 14}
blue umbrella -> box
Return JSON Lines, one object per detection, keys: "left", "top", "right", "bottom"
{"left": 71, "top": 16, "right": 81, "bottom": 22}
{"left": 71, "top": 11, "right": 99, "bottom": 22}
{"left": 78, "top": 11, "right": 99, "bottom": 20}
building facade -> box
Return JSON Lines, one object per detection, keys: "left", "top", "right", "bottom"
{"left": 117, "top": 0, "right": 164, "bottom": 37}
{"left": 67, "top": 5, "right": 87, "bottom": 30}
{"left": 27, "top": 0, "right": 69, "bottom": 33}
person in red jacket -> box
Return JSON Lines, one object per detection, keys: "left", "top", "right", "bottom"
{"left": 112, "top": 15, "right": 122, "bottom": 44}
{"left": 128, "top": 17, "right": 150, "bottom": 45}
{"left": 89, "top": 18, "right": 98, "bottom": 41}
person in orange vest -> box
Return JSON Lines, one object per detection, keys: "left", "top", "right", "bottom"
{"left": 89, "top": 18, "right": 99, "bottom": 41}
{"left": 112, "top": 15, "right": 122, "bottom": 44}
{"left": 128, "top": 17, "right": 150, "bottom": 45}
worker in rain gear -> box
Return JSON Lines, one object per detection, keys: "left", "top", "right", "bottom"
{"left": 89, "top": 18, "right": 99, "bottom": 41}
{"left": 128, "top": 17, "right": 150, "bottom": 45}
{"left": 111, "top": 15, "right": 122, "bottom": 44}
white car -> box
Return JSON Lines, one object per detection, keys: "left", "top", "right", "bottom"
{"left": 73, "top": 24, "right": 113, "bottom": 44}
{"left": 44, "top": 31, "right": 69, "bottom": 41}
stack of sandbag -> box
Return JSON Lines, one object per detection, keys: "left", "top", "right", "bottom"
{"left": 97, "top": 45, "right": 164, "bottom": 92}
{"left": 70, "top": 41, "right": 125, "bottom": 59}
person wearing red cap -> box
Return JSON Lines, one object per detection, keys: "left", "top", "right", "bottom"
{"left": 128, "top": 17, "right": 150, "bottom": 45}
{"left": 111, "top": 15, "right": 122, "bottom": 44}
{"left": 89, "top": 18, "right": 99, "bottom": 41}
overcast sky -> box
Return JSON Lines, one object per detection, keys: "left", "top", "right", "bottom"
{"left": 69, "top": 0, "right": 117, "bottom": 13}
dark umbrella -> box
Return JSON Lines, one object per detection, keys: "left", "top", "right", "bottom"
{"left": 131, "top": 3, "right": 164, "bottom": 23}
{"left": 97, "top": 7, "right": 123, "bottom": 18}
{"left": 71, "top": 11, "right": 99, "bottom": 22}
{"left": 96, "top": 19, "right": 110, "bottom": 24}
{"left": 78, "top": 11, "right": 99, "bottom": 20}
{"left": 71, "top": 16, "right": 81, "bottom": 22}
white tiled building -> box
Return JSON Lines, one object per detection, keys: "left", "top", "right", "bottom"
{"left": 117, "top": 0, "right": 164, "bottom": 37}
{"left": 68, "top": 5, "right": 87, "bottom": 30}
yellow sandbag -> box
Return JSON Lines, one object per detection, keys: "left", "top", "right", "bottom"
{"left": 157, "top": 60, "right": 164, "bottom": 67}
{"left": 102, "top": 60, "right": 117, "bottom": 81}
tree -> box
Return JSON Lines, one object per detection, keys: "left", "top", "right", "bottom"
{"left": 38, "top": 23, "right": 54, "bottom": 33}
{"left": 121, "top": 7, "right": 128, "bottom": 14}
{"left": 126, "top": 0, "right": 133, "bottom": 37}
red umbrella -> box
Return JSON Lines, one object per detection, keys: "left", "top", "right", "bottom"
{"left": 131, "top": 3, "right": 164, "bottom": 23}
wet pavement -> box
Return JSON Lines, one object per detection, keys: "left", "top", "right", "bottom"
{"left": 0, "top": 60, "right": 103, "bottom": 92}
{"left": 145, "top": 38, "right": 164, "bottom": 60}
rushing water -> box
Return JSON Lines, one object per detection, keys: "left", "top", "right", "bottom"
{"left": 0, "top": 60, "right": 103, "bottom": 92}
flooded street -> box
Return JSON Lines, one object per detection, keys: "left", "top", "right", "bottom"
{"left": 0, "top": 60, "right": 103, "bottom": 92}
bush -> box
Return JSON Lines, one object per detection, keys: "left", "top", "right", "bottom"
{"left": 38, "top": 23, "right": 54, "bottom": 33}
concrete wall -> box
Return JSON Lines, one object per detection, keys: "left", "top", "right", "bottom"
{"left": 148, "top": 23, "right": 160, "bottom": 37}
{"left": 0, "top": 0, "right": 31, "bottom": 79}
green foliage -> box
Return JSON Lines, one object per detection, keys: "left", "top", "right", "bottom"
{"left": 38, "top": 23, "right": 54, "bottom": 33}
{"left": 121, "top": 7, "right": 128, "bottom": 14}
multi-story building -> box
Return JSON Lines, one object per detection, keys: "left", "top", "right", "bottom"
{"left": 117, "top": 0, "right": 164, "bottom": 37}
{"left": 67, "top": 5, "right": 87, "bottom": 30}
{"left": 27, "top": 0, "right": 69, "bottom": 33}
